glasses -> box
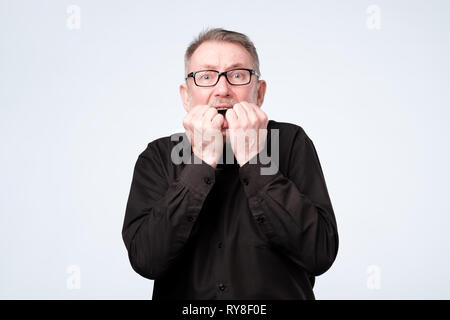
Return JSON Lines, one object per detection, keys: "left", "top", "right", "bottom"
{"left": 185, "top": 68, "right": 260, "bottom": 87}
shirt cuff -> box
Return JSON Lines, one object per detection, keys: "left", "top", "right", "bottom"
{"left": 179, "top": 153, "right": 216, "bottom": 197}
{"left": 238, "top": 153, "right": 280, "bottom": 198}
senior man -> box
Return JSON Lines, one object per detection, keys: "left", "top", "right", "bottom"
{"left": 122, "top": 28, "right": 338, "bottom": 300}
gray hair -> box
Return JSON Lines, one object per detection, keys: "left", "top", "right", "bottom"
{"left": 184, "top": 28, "right": 260, "bottom": 76}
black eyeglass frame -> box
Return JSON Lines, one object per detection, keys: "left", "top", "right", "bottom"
{"left": 185, "top": 68, "right": 260, "bottom": 87}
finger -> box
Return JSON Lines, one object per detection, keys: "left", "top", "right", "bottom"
{"left": 251, "top": 103, "right": 268, "bottom": 127}
{"left": 186, "top": 130, "right": 193, "bottom": 145}
{"left": 192, "top": 105, "right": 210, "bottom": 120}
{"left": 259, "top": 109, "right": 269, "bottom": 128}
{"left": 233, "top": 103, "right": 248, "bottom": 123}
{"left": 187, "top": 105, "right": 208, "bottom": 128}
{"left": 242, "top": 102, "right": 268, "bottom": 128}
{"left": 240, "top": 101, "right": 258, "bottom": 126}
{"left": 183, "top": 112, "right": 192, "bottom": 131}
{"left": 211, "top": 113, "right": 224, "bottom": 129}
{"left": 190, "top": 105, "right": 210, "bottom": 129}
{"left": 225, "top": 109, "right": 238, "bottom": 128}
{"left": 202, "top": 107, "right": 218, "bottom": 128}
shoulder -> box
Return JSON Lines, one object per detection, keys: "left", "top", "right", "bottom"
{"left": 267, "top": 119, "right": 309, "bottom": 142}
{"left": 135, "top": 134, "right": 187, "bottom": 180}
{"left": 139, "top": 133, "right": 186, "bottom": 160}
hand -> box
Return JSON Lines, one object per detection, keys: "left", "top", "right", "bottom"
{"left": 225, "top": 102, "right": 268, "bottom": 167}
{"left": 183, "top": 105, "right": 224, "bottom": 168}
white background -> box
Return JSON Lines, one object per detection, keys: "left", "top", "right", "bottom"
{"left": 1, "top": 0, "right": 449, "bottom": 299}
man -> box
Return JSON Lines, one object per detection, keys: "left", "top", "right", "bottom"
{"left": 122, "top": 28, "right": 338, "bottom": 299}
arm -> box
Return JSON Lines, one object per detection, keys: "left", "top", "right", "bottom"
{"left": 122, "top": 142, "right": 216, "bottom": 279}
{"left": 239, "top": 130, "right": 339, "bottom": 276}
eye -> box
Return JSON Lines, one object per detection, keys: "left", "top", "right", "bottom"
{"left": 198, "top": 71, "right": 215, "bottom": 80}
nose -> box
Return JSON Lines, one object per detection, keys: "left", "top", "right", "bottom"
{"left": 213, "top": 74, "right": 232, "bottom": 97}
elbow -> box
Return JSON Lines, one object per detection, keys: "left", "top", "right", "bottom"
{"left": 127, "top": 249, "right": 168, "bottom": 280}
{"left": 124, "top": 234, "right": 169, "bottom": 280}
{"left": 309, "top": 236, "right": 339, "bottom": 276}
{"left": 122, "top": 219, "right": 168, "bottom": 280}
{"left": 309, "top": 252, "right": 337, "bottom": 276}
{"left": 130, "top": 260, "right": 163, "bottom": 280}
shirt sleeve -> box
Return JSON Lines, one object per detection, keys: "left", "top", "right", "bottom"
{"left": 122, "top": 142, "right": 216, "bottom": 280}
{"left": 238, "top": 130, "right": 339, "bottom": 276}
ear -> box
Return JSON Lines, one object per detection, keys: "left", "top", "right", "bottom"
{"left": 179, "top": 83, "right": 191, "bottom": 112}
{"left": 256, "top": 80, "right": 267, "bottom": 107}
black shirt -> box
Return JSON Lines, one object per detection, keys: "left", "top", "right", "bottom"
{"left": 122, "top": 120, "right": 339, "bottom": 300}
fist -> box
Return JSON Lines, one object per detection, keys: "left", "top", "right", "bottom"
{"left": 183, "top": 105, "right": 225, "bottom": 168}
{"left": 225, "top": 102, "right": 268, "bottom": 166}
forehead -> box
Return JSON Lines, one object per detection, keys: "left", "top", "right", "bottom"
{"left": 189, "top": 41, "right": 254, "bottom": 71}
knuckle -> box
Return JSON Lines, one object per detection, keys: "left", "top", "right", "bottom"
{"left": 261, "top": 113, "right": 268, "bottom": 123}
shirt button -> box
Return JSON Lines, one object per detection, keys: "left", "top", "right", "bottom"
{"left": 218, "top": 283, "right": 226, "bottom": 291}
{"left": 203, "top": 177, "right": 212, "bottom": 185}
{"left": 217, "top": 242, "right": 223, "bottom": 248}
{"left": 242, "top": 178, "right": 249, "bottom": 185}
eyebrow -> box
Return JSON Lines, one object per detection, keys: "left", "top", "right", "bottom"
{"left": 197, "top": 63, "right": 247, "bottom": 70}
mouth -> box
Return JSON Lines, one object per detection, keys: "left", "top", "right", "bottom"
{"left": 217, "top": 109, "right": 227, "bottom": 116}
{"left": 214, "top": 104, "right": 233, "bottom": 116}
